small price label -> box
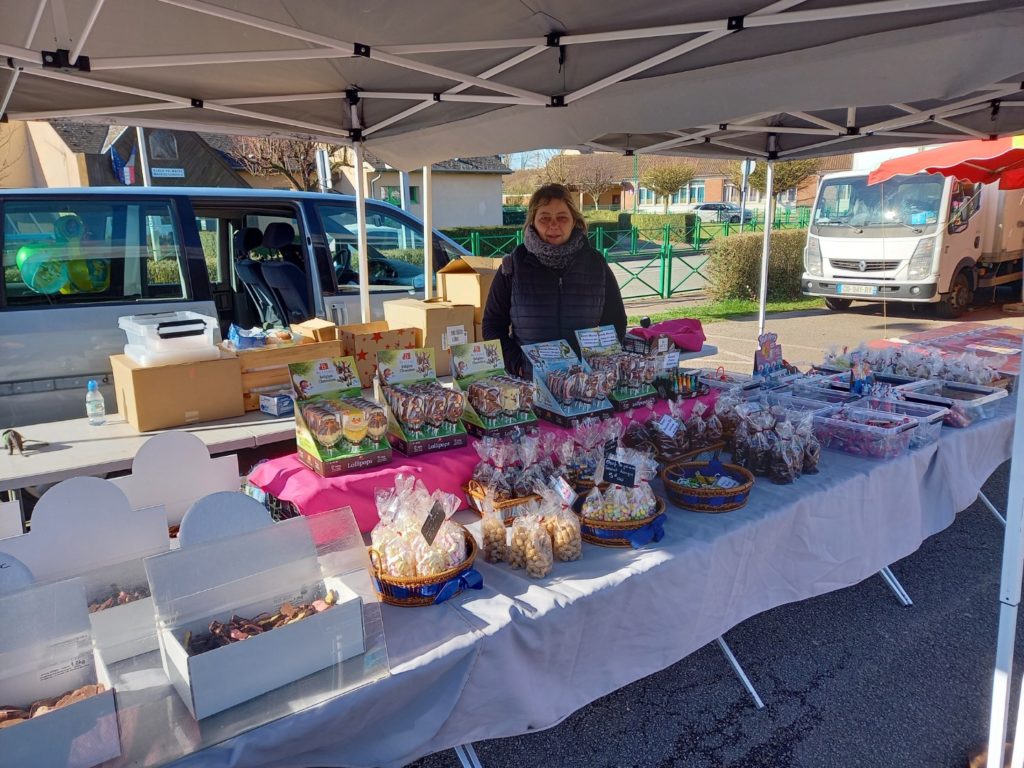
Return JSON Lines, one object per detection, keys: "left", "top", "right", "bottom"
{"left": 662, "top": 351, "right": 680, "bottom": 371}
{"left": 443, "top": 325, "right": 469, "bottom": 350}
{"left": 604, "top": 438, "right": 618, "bottom": 457}
{"left": 603, "top": 458, "right": 637, "bottom": 488}
{"left": 420, "top": 499, "right": 445, "bottom": 546}
{"left": 715, "top": 475, "right": 740, "bottom": 489}
{"left": 551, "top": 475, "right": 578, "bottom": 507}
{"left": 657, "top": 336, "right": 669, "bottom": 353}
{"left": 656, "top": 414, "right": 680, "bottom": 438}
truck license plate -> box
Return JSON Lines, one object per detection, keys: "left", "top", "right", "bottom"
{"left": 838, "top": 284, "right": 877, "bottom": 296}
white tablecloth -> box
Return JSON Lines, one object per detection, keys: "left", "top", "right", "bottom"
{"left": 108, "top": 401, "right": 1014, "bottom": 768}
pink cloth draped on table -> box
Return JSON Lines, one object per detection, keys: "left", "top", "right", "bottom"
{"left": 247, "top": 394, "right": 717, "bottom": 533}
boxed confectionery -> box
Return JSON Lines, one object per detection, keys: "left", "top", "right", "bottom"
{"left": 0, "top": 556, "right": 121, "bottom": 768}
{"left": 520, "top": 340, "right": 614, "bottom": 428}
{"left": 0, "top": 476, "right": 170, "bottom": 664}
{"left": 144, "top": 497, "right": 365, "bottom": 720}
{"left": 575, "top": 325, "right": 658, "bottom": 411}
{"left": 451, "top": 339, "right": 537, "bottom": 437}
{"left": 288, "top": 355, "right": 391, "bottom": 477}
{"left": 381, "top": 298, "right": 475, "bottom": 376}
{"left": 337, "top": 320, "right": 418, "bottom": 388}
{"left": 376, "top": 347, "right": 469, "bottom": 455}
{"left": 111, "top": 353, "right": 244, "bottom": 431}
{"left": 229, "top": 338, "right": 343, "bottom": 412}
{"left": 436, "top": 256, "right": 503, "bottom": 324}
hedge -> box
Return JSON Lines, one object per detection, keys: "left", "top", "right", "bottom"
{"left": 705, "top": 229, "right": 807, "bottom": 302}
{"left": 441, "top": 225, "right": 520, "bottom": 242}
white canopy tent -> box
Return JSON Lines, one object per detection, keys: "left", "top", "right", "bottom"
{"left": 4, "top": 4, "right": 1024, "bottom": 764}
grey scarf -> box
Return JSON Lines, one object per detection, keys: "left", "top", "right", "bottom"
{"left": 524, "top": 225, "right": 588, "bottom": 270}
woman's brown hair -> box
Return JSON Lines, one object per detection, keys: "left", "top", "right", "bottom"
{"left": 524, "top": 183, "right": 588, "bottom": 235}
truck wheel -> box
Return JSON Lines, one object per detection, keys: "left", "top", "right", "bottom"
{"left": 824, "top": 297, "right": 852, "bottom": 311}
{"left": 936, "top": 271, "right": 972, "bottom": 319}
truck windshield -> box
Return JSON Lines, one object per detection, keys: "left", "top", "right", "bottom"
{"left": 811, "top": 175, "right": 944, "bottom": 237}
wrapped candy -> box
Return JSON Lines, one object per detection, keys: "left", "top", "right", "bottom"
{"left": 480, "top": 495, "right": 508, "bottom": 564}
{"left": 704, "top": 403, "right": 725, "bottom": 444}
{"left": 536, "top": 487, "right": 582, "bottom": 562}
{"left": 580, "top": 486, "right": 604, "bottom": 520}
{"left": 508, "top": 514, "right": 553, "bottom": 578}
{"left": 769, "top": 420, "right": 802, "bottom": 485}
{"left": 796, "top": 413, "right": 821, "bottom": 474}
{"left": 687, "top": 400, "right": 708, "bottom": 448}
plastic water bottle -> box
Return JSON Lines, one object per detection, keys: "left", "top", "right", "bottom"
{"left": 86, "top": 380, "right": 106, "bottom": 425}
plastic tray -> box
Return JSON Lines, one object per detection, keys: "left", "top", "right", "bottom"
{"left": 812, "top": 406, "right": 917, "bottom": 459}
{"left": 784, "top": 384, "right": 861, "bottom": 405}
{"left": 898, "top": 379, "right": 1008, "bottom": 427}
{"left": 851, "top": 397, "right": 949, "bottom": 448}
{"left": 119, "top": 311, "right": 218, "bottom": 353}
{"left": 761, "top": 392, "right": 839, "bottom": 418}
{"left": 695, "top": 368, "right": 760, "bottom": 396}
{"left": 820, "top": 371, "right": 922, "bottom": 391}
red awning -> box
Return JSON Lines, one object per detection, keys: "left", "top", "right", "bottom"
{"left": 868, "top": 136, "right": 1024, "bottom": 189}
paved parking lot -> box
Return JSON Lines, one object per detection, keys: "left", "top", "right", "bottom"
{"left": 409, "top": 303, "right": 1024, "bottom": 768}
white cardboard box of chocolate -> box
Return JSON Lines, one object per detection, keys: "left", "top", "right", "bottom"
{"left": 144, "top": 499, "right": 364, "bottom": 720}
{"left": 0, "top": 563, "right": 121, "bottom": 768}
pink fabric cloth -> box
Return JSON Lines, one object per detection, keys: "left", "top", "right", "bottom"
{"left": 627, "top": 319, "right": 706, "bottom": 352}
{"left": 248, "top": 393, "right": 717, "bottom": 532}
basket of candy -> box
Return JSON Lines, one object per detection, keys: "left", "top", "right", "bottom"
{"left": 620, "top": 399, "right": 725, "bottom": 464}
{"left": 661, "top": 458, "right": 754, "bottom": 513}
{"left": 576, "top": 448, "right": 666, "bottom": 547}
{"left": 368, "top": 476, "right": 481, "bottom": 607}
{"left": 812, "top": 406, "right": 917, "bottom": 459}
{"left": 898, "top": 379, "right": 1008, "bottom": 427}
{"left": 464, "top": 434, "right": 551, "bottom": 523}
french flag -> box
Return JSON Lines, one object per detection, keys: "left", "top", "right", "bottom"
{"left": 110, "top": 145, "right": 136, "bottom": 185}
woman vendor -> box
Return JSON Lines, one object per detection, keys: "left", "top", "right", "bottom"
{"left": 482, "top": 184, "right": 627, "bottom": 377}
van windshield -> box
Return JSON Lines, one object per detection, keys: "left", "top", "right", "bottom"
{"left": 811, "top": 175, "right": 944, "bottom": 237}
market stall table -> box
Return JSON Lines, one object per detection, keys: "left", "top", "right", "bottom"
{"left": 97, "top": 398, "right": 1015, "bottom": 768}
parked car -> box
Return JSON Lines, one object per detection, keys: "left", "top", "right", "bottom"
{"left": 694, "top": 202, "right": 754, "bottom": 223}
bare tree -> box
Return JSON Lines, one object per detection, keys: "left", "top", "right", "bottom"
{"left": 572, "top": 153, "right": 625, "bottom": 209}
{"left": 640, "top": 163, "right": 698, "bottom": 213}
{"left": 541, "top": 153, "right": 576, "bottom": 187}
{"left": 228, "top": 136, "right": 345, "bottom": 191}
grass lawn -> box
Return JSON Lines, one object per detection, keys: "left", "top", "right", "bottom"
{"left": 627, "top": 297, "right": 825, "bottom": 326}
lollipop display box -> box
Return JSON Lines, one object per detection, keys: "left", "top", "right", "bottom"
{"left": 376, "top": 347, "right": 469, "bottom": 456}
{"left": 575, "top": 325, "right": 658, "bottom": 411}
{"left": 288, "top": 355, "right": 392, "bottom": 477}
{"left": 521, "top": 340, "right": 614, "bottom": 428}
{"left": 451, "top": 339, "right": 537, "bottom": 438}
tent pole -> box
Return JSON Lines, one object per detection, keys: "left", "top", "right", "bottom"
{"left": 988, "top": 370, "right": 1024, "bottom": 768}
{"left": 423, "top": 165, "right": 434, "bottom": 300}
{"left": 757, "top": 159, "right": 775, "bottom": 336}
{"left": 135, "top": 126, "right": 151, "bottom": 186}
{"left": 352, "top": 141, "right": 371, "bottom": 323}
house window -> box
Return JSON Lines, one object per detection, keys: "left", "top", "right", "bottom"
{"left": 409, "top": 186, "right": 420, "bottom": 204}
{"left": 382, "top": 185, "right": 420, "bottom": 205}
{"left": 637, "top": 187, "right": 657, "bottom": 205}
{"left": 148, "top": 131, "right": 178, "bottom": 161}
{"left": 687, "top": 181, "right": 705, "bottom": 204}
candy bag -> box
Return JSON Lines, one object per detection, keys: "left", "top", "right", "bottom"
{"left": 480, "top": 491, "right": 508, "bottom": 563}
{"left": 509, "top": 514, "right": 553, "bottom": 578}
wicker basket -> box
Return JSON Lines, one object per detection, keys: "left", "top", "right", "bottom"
{"left": 577, "top": 496, "right": 667, "bottom": 547}
{"left": 661, "top": 459, "right": 754, "bottom": 513}
{"left": 368, "top": 527, "right": 479, "bottom": 607}
{"left": 463, "top": 481, "right": 541, "bottom": 525}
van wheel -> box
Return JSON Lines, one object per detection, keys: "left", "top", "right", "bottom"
{"left": 937, "top": 271, "right": 972, "bottom": 319}
{"left": 824, "top": 297, "right": 852, "bottom": 311}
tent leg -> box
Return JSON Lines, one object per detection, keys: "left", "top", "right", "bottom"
{"left": 352, "top": 140, "right": 371, "bottom": 323}
{"left": 454, "top": 743, "right": 484, "bottom": 768}
{"left": 980, "top": 491, "right": 1007, "bottom": 527}
{"left": 717, "top": 636, "right": 764, "bottom": 709}
{"left": 756, "top": 159, "right": 776, "bottom": 337}
{"left": 423, "top": 164, "right": 434, "bottom": 299}
{"left": 878, "top": 566, "right": 913, "bottom": 606}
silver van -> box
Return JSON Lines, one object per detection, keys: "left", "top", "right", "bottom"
{"left": 0, "top": 187, "right": 468, "bottom": 427}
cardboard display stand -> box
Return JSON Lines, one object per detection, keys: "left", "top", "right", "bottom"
{"left": 450, "top": 339, "right": 537, "bottom": 437}
{"left": 575, "top": 325, "right": 659, "bottom": 411}
{"left": 0, "top": 554, "right": 121, "bottom": 768}
{"left": 144, "top": 495, "right": 364, "bottom": 720}
{"left": 288, "top": 355, "right": 392, "bottom": 477}
{"left": 520, "top": 340, "right": 614, "bottom": 428}
{"left": 376, "top": 347, "right": 469, "bottom": 456}
{"left": 0, "top": 477, "right": 170, "bottom": 664}
{"left": 109, "top": 431, "right": 240, "bottom": 528}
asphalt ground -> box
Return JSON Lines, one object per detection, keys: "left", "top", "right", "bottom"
{"left": 407, "top": 302, "right": 1024, "bottom": 768}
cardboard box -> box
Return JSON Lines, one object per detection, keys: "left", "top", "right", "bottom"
{"left": 288, "top": 355, "right": 391, "bottom": 477}
{"left": 231, "top": 339, "right": 342, "bottom": 411}
{"left": 145, "top": 506, "right": 364, "bottom": 720}
{"left": 290, "top": 318, "right": 339, "bottom": 343}
{"left": 259, "top": 391, "right": 295, "bottom": 417}
{"left": 437, "top": 256, "right": 503, "bottom": 324}
{"left": 111, "top": 354, "right": 244, "bottom": 432}
{"left": 338, "top": 321, "right": 418, "bottom": 388}
{"left": 382, "top": 299, "right": 476, "bottom": 377}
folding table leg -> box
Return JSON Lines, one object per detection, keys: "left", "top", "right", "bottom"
{"left": 454, "top": 743, "right": 483, "bottom": 768}
{"left": 716, "top": 636, "right": 765, "bottom": 709}
{"left": 878, "top": 566, "right": 913, "bottom": 606}
{"left": 979, "top": 491, "right": 1007, "bottom": 527}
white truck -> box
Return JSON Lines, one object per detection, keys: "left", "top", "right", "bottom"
{"left": 801, "top": 170, "right": 1024, "bottom": 317}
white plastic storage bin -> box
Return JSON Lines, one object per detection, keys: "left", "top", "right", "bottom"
{"left": 898, "top": 379, "right": 1008, "bottom": 427}
{"left": 852, "top": 397, "right": 949, "bottom": 448}
{"left": 119, "top": 312, "right": 221, "bottom": 367}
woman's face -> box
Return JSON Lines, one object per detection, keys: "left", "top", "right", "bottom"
{"left": 533, "top": 199, "right": 575, "bottom": 245}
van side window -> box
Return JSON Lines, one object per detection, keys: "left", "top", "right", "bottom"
{"left": 2, "top": 199, "right": 186, "bottom": 307}
{"left": 317, "top": 203, "right": 428, "bottom": 287}
{"left": 948, "top": 182, "right": 982, "bottom": 234}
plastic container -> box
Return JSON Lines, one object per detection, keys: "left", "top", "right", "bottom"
{"left": 852, "top": 397, "right": 949, "bottom": 448}
{"left": 119, "top": 311, "right": 220, "bottom": 367}
{"left": 812, "top": 406, "right": 917, "bottom": 459}
{"left": 762, "top": 392, "right": 841, "bottom": 417}
{"left": 820, "top": 371, "right": 922, "bottom": 391}
{"left": 696, "top": 368, "right": 760, "bottom": 397}
{"left": 783, "top": 384, "right": 861, "bottom": 405}
{"left": 898, "top": 379, "right": 1008, "bottom": 427}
